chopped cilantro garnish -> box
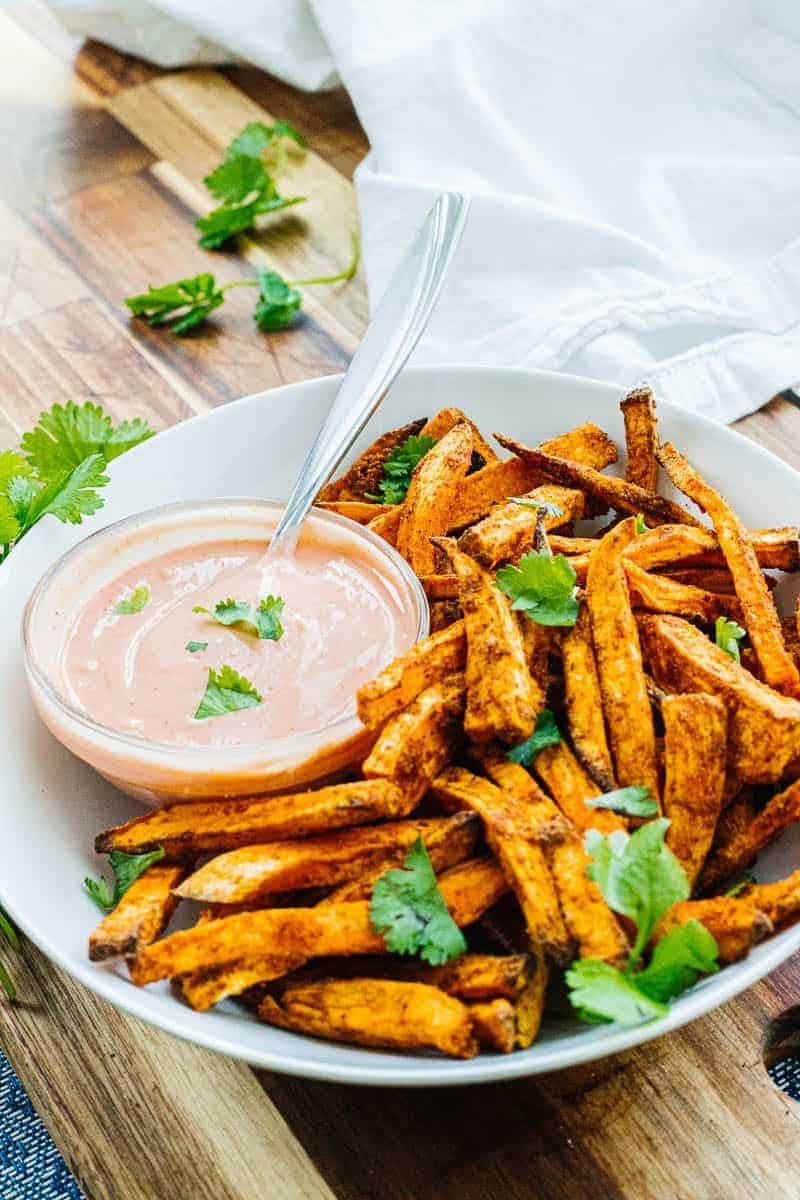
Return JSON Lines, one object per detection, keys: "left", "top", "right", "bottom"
{"left": 186, "top": 641, "right": 208, "bottom": 654}
{"left": 192, "top": 595, "right": 284, "bottom": 641}
{"left": 715, "top": 615, "right": 746, "bottom": 663}
{"left": 496, "top": 550, "right": 580, "bottom": 627}
{"left": 84, "top": 847, "right": 166, "bottom": 915}
{"left": 369, "top": 837, "right": 466, "bottom": 966}
{"left": 194, "top": 665, "right": 263, "bottom": 720}
{"left": 506, "top": 709, "right": 561, "bottom": 766}
{"left": 366, "top": 434, "right": 436, "bottom": 505}
{"left": 114, "top": 585, "right": 150, "bottom": 616}
{"left": 634, "top": 512, "right": 649, "bottom": 535}
{"left": 585, "top": 786, "right": 658, "bottom": 818}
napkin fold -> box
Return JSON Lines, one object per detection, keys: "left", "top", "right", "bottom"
{"left": 50, "top": 0, "right": 800, "bottom": 421}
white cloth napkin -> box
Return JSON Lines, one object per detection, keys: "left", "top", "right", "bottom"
{"left": 51, "top": 0, "right": 800, "bottom": 422}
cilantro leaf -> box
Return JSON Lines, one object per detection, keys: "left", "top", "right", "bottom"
{"left": 204, "top": 154, "right": 273, "bottom": 204}
{"left": 6, "top": 475, "right": 38, "bottom": 528}
{"left": 196, "top": 194, "right": 305, "bottom": 250}
{"left": 496, "top": 550, "right": 580, "bottom": 627}
{"left": 114, "top": 585, "right": 150, "bottom": 615}
{"left": 510, "top": 497, "right": 564, "bottom": 518}
{"left": 20, "top": 401, "right": 154, "bottom": 481}
{"left": 225, "top": 119, "right": 305, "bottom": 161}
{"left": 585, "top": 818, "right": 690, "bottom": 966}
{"left": 506, "top": 708, "right": 561, "bottom": 766}
{"left": 126, "top": 273, "right": 225, "bottom": 334}
{"left": 366, "top": 435, "right": 436, "bottom": 505}
{"left": 253, "top": 269, "right": 303, "bottom": 332}
{"left": 635, "top": 920, "right": 719, "bottom": 1003}
{"left": 22, "top": 454, "right": 108, "bottom": 529}
{"left": 370, "top": 837, "right": 466, "bottom": 966}
{"left": 0, "top": 451, "right": 32, "bottom": 544}
{"left": 715, "top": 615, "right": 746, "bottom": 663}
{"left": 84, "top": 847, "right": 166, "bottom": 914}
{"left": 585, "top": 786, "right": 659, "bottom": 818}
{"left": 635, "top": 512, "right": 649, "bottom": 535}
{"left": 566, "top": 958, "right": 668, "bottom": 1025}
{"left": 194, "top": 665, "right": 263, "bottom": 720}
{"left": 192, "top": 595, "right": 284, "bottom": 641}
{"left": 186, "top": 641, "right": 208, "bottom": 654}
{"left": 726, "top": 871, "right": 756, "bottom": 897}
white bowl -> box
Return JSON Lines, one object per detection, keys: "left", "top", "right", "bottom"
{"left": 3, "top": 364, "right": 800, "bottom": 1086}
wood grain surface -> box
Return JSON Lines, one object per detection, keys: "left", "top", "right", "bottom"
{"left": 2, "top": 4, "right": 800, "bottom": 1198}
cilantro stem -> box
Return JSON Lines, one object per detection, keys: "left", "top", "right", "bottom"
{"left": 219, "top": 232, "right": 360, "bottom": 295}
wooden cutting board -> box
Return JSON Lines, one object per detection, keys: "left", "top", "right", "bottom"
{"left": 3, "top": 4, "right": 800, "bottom": 1197}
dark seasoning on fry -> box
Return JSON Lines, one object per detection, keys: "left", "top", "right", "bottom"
{"left": 87, "top": 395, "right": 800, "bottom": 1057}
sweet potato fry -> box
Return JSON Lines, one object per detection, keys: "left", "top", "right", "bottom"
{"left": 457, "top": 486, "right": 587, "bottom": 569}
{"left": 494, "top": 434, "right": 703, "bottom": 528}
{"left": 628, "top": 524, "right": 800, "bottom": 574}
{"left": 652, "top": 898, "right": 771, "bottom": 963}
{"left": 421, "top": 574, "right": 459, "bottom": 601}
{"left": 260, "top": 978, "right": 478, "bottom": 1058}
{"left": 624, "top": 560, "right": 741, "bottom": 623}
{"left": 741, "top": 871, "right": 800, "bottom": 930}
{"left": 657, "top": 442, "right": 800, "bottom": 697}
{"left": 698, "top": 778, "right": 800, "bottom": 893}
{"left": 430, "top": 600, "right": 463, "bottom": 631}
{"left": 357, "top": 621, "right": 466, "bottom": 731}
{"left": 659, "top": 567, "right": 738, "bottom": 594}
{"left": 638, "top": 614, "right": 800, "bottom": 785}
{"left": 586, "top": 519, "right": 660, "bottom": 802}
{"left": 559, "top": 607, "right": 616, "bottom": 791}
{"left": 514, "top": 954, "right": 549, "bottom": 1048}
{"left": 420, "top": 407, "right": 498, "bottom": 464}
{"left": 433, "top": 540, "right": 537, "bottom": 744}
{"left": 533, "top": 742, "right": 626, "bottom": 835}
{"left": 132, "top": 856, "right": 508, "bottom": 985}
{"left": 621, "top": 387, "right": 659, "bottom": 492}
{"left": 399, "top": 953, "right": 535, "bottom": 1000}
{"left": 317, "top": 419, "right": 426, "bottom": 501}
{"left": 662, "top": 694, "right": 727, "bottom": 888}
{"left": 179, "top": 952, "right": 308, "bottom": 1012}
{"left": 469, "top": 998, "right": 516, "bottom": 1053}
{"left": 431, "top": 767, "right": 572, "bottom": 963}
{"left": 317, "top": 501, "right": 393, "bottom": 524}
{"left": 96, "top": 779, "right": 415, "bottom": 859}
{"left": 176, "top": 815, "right": 471, "bottom": 905}
{"left": 446, "top": 422, "right": 618, "bottom": 529}
{"left": 396, "top": 422, "right": 474, "bottom": 574}
{"left": 362, "top": 672, "right": 466, "bottom": 800}
{"left": 88, "top": 864, "right": 184, "bottom": 962}
{"left": 476, "top": 753, "right": 569, "bottom": 839}
{"left": 367, "top": 505, "right": 402, "bottom": 544}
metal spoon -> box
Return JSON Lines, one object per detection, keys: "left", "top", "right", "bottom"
{"left": 266, "top": 191, "right": 469, "bottom": 560}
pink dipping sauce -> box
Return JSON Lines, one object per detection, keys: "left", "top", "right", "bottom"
{"left": 61, "top": 537, "right": 415, "bottom": 749}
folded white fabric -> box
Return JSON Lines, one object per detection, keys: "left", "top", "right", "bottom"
{"left": 49, "top": 0, "right": 800, "bottom": 421}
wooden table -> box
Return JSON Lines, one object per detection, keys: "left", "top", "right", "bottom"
{"left": 3, "top": 5, "right": 800, "bottom": 1197}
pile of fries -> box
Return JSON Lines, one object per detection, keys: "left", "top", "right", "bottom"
{"left": 87, "top": 394, "right": 800, "bottom": 1059}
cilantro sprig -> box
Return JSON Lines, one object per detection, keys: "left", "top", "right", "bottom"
{"left": 365, "top": 434, "right": 437, "bottom": 505}
{"left": 0, "top": 402, "right": 153, "bottom": 565}
{"left": 496, "top": 550, "right": 580, "bottom": 627}
{"left": 566, "top": 818, "right": 719, "bottom": 1026}
{"left": 585, "top": 786, "right": 659, "bottom": 819}
{"left": 114, "top": 585, "right": 150, "bottom": 616}
{"left": 84, "top": 847, "right": 166, "bottom": 915}
{"left": 194, "top": 665, "right": 263, "bottom": 720}
{"left": 369, "top": 837, "right": 466, "bottom": 966}
{"left": 192, "top": 595, "right": 284, "bottom": 641}
{"left": 715, "top": 615, "right": 746, "bottom": 663}
{"left": 507, "top": 709, "right": 561, "bottom": 766}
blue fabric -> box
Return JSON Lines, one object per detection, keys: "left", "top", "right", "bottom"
{"left": 0, "top": 1051, "right": 83, "bottom": 1200}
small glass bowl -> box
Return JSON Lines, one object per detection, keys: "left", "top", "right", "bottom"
{"left": 22, "top": 499, "right": 429, "bottom": 807}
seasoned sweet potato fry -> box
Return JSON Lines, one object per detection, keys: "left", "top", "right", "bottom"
{"left": 741, "top": 871, "right": 800, "bottom": 930}
{"left": 659, "top": 567, "right": 738, "bottom": 594}
{"left": 431, "top": 767, "right": 572, "bottom": 963}
{"left": 477, "top": 753, "right": 568, "bottom": 839}
{"left": 396, "top": 422, "right": 474, "bottom": 574}
{"left": 559, "top": 607, "right": 616, "bottom": 792}
{"left": 430, "top": 599, "right": 463, "bottom": 631}
{"left": 317, "top": 501, "right": 392, "bottom": 523}
{"left": 420, "top": 407, "right": 498, "bottom": 464}
{"left": 657, "top": 442, "right": 800, "bottom": 697}
{"left": 433, "top": 540, "right": 537, "bottom": 744}
{"left": 421, "top": 574, "right": 459, "bottom": 601}
{"left": 179, "top": 952, "right": 308, "bottom": 1012}
{"left": 639, "top": 614, "right": 800, "bottom": 785}
{"left": 698, "top": 778, "right": 800, "bottom": 893}
{"left": 469, "top": 998, "right": 516, "bottom": 1053}
{"left": 586, "top": 519, "right": 660, "bottom": 802}
{"left": 662, "top": 694, "right": 727, "bottom": 888}
{"left": 514, "top": 954, "right": 549, "bottom": 1048}
{"left": 88, "top": 865, "right": 184, "bottom": 962}
{"left": 96, "top": 779, "right": 415, "bottom": 859}
{"left": 624, "top": 560, "right": 741, "bottom": 623}
{"left": 652, "top": 898, "right": 771, "bottom": 963}
{"left": 494, "top": 434, "right": 703, "bottom": 528}
{"left": 399, "top": 953, "right": 534, "bottom": 1000}
{"left": 621, "top": 387, "right": 659, "bottom": 492}
{"left": 457, "top": 486, "right": 587, "bottom": 569}
{"left": 132, "top": 856, "right": 508, "bottom": 985}
{"left": 533, "top": 742, "right": 626, "bottom": 835}
{"left": 362, "top": 673, "right": 466, "bottom": 800}
{"left": 628, "top": 524, "right": 800, "bottom": 574}
{"left": 317, "top": 419, "right": 426, "bottom": 501}
{"left": 357, "top": 621, "right": 466, "bottom": 731}
{"left": 176, "top": 816, "right": 470, "bottom": 905}
{"left": 367, "top": 505, "right": 402, "bottom": 544}
{"left": 260, "top": 978, "right": 478, "bottom": 1058}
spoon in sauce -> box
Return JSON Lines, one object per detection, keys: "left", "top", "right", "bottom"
{"left": 261, "top": 192, "right": 468, "bottom": 593}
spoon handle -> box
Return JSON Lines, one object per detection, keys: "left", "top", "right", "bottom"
{"left": 269, "top": 191, "right": 469, "bottom": 554}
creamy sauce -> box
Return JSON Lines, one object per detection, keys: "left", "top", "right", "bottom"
{"left": 61, "top": 538, "right": 414, "bottom": 748}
